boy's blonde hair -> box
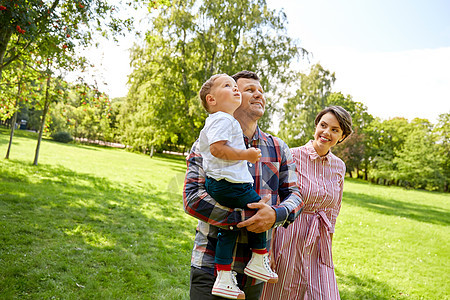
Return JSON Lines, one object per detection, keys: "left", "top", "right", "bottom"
{"left": 199, "top": 74, "right": 227, "bottom": 113}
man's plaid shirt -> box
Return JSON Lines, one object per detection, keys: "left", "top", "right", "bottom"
{"left": 183, "top": 127, "right": 304, "bottom": 286}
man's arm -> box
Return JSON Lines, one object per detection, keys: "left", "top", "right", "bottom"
{"left": 182, "top": 141, "right": 256, "bottom": 229}
{"left": 275, "top": 138, "right": 304, "bottom": 226}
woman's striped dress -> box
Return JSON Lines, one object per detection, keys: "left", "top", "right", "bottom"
{"left": 261, "top": 141, "right": 345, "bottom": 300}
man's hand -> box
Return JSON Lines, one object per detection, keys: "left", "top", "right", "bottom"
{"left": 245, "top": 147, "right": 262, "bottom": 164}
{"left": 237, "top": 195, "right": 275, "bottom": 233}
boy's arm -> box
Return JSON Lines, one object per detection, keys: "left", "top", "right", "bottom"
{"left": 182, "top": 140, "right": 257, "bottom": 229}
{"left": 210, "top": 141, "right": 261, "bottom": 164}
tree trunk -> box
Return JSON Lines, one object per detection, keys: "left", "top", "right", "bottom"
{"left": 33, "top": 73, "right": 51, "bottom": 165}
{"left": 5, "top": 111, "right": 17, "bottom": 159}
{"left": 5, "top": 74, "right": 22, "bottom": 159}
{"left": 150, "top": 145, "right": 154, "bottom": 158}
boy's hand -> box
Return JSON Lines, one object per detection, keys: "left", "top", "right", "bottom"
{"left": 245, "top": 147, "right": 261, "bottom": 164}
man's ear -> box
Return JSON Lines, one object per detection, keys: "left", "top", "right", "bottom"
{"left": 206, "top": 94, "right": 216, "bottom": 107}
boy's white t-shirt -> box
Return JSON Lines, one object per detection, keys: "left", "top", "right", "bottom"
{"left": 199, "top": 111, "right": 254, "bottom": 184}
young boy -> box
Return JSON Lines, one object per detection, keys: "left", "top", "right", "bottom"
{"left": 198, "top": 74, "right": 278, "bottom": 299}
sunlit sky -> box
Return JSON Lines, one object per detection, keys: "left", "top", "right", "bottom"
{"left": 89, "top": 0, "right": 450, "bottom": 124}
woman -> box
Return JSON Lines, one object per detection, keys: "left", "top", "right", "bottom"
{"left": 261, "top": 106, "right": 353, "bottom": 300}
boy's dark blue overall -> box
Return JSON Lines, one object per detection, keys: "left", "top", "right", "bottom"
{"left": 205, "top": 177, "right": 265, "bottom": 265}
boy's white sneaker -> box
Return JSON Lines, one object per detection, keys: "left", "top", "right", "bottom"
{"left": 244, "top": 252, "right": 278, "bottom": 283}
{"left": 211, "top": 270, "right": 245, "bottom": 299}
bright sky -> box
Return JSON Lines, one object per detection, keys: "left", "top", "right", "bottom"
{"left": 93, "top": 0, "right": 450, "bottom": 123}
{"left": 266, "top": 0, "right": 450, "bottom": 123}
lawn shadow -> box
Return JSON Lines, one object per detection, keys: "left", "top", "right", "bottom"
{"left": 154, "top": 153, "right": 187, "bottom": 162}
{"left": 336, "top": 269, "right": 406, "bottom": 300}
{"left": 343, "top": 191, "right": 450, "bottom": 226}
{"left": 0, "top": 134, "right": 9, "bottom": 145}
{"left": 0, "top": 131, "right": 21, "bottom": 146}
{"left": 169, "top": 165, "right": 188, "bottom": 173}
{"left": 47, "top": 139, "right": 103, "bottom": 151}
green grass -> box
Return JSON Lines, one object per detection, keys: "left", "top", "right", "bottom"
{"left": 335, "top": 181, "right": 449, "bottom": 299}
{"left": 0, "top": 128, "right": 192, "bottom": 299}
{"left": 0, "top": 127, "right": 449, "bottom": 299}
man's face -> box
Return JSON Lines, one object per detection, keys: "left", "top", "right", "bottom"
{"left": 234, "top": 78, "right": 266, "bottom": 120}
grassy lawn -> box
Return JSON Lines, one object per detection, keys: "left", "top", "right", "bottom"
{"left": 0, "top": 127, "right": 449, "bottom": 299}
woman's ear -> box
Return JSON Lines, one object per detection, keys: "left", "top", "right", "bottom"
{"left": 338, "top": 135, "right": 347, "bottom": 144}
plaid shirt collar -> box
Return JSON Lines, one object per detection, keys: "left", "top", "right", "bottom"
{"left": 243, "top": 126, "right": 268, "bottom": 146}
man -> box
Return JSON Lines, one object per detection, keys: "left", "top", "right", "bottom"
{"left": 183, "top": 70, "right": 304, "bottom": 300}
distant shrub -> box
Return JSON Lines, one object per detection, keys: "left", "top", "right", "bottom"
{"left": 52, "top": 132, "right": 73, "bottom": 143}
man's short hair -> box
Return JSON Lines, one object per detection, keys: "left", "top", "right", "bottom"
{"left": 199, "top": 74, "right": 227, "bottom": 113}
{"left": 231, "top": 70, "right": 260, "bottom": 82}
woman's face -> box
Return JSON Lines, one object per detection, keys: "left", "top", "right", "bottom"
{"left": 312, "top": 112, "right": 344, "bottom": 156}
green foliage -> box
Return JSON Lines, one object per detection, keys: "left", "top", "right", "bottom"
{"left": 0, "top": 60, "right": 39, "bottom": 121}
{"left": 51, "top": 131, "right": 73, "bottom": 143}
{"left": 0, "top": 0, "right": 145, "bottom": 78}
{"left": 277, "top": 63, "right": 448, "bottom": 191}
{"left": 330, "top": 92, "right": 374, "bottom": 178}
{"left": 368, "top": 117, "right": 412, "bottom": 181}
{"left": 279, "top": 64, "right": 336, "bottom": 147}
{"left": 279, "top": 64, "right": 374, "bottom": 148}
{"left": 48, "top": 82, "right": 116, "bottom": 142}
{"left": 394, "top": 119, "right": 446, "bottom": 190}
{"left": 122, "top": 0, "right": 305, "bottom": 153}
{"left": 359, "top": 117, "right": 448, "bottom": 191}
{"left": 434, "top": 113, "right": 450, "bottom": 191}
{"left": 333, "top": 127, "right": 366, "bottom": 177}
{"left": 278, "top": 64, "right": 373, "bottom": 179}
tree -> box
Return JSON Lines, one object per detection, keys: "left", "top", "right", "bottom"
{"left": 326, "top": 92, "right": 374, "bottom": 178}
{"left": 1, "top": 0, "right": 169, "bottom": 162}
{"left": 367, "top": 117, "right": 411, "bottom": 185}
{"left": 122, "top": 0, "right": 306, "bottom": 154}
{"left": 433, "top": 113, "right": 450, "bottom": 191}
{"left": 394, "top": 118, "right": 445, "bottom": 190}
{"left": 278, "top": 64, "right": 335, "bottom": 147}
{"left": 0, "top": 0, "right": 166, "bottom": 80}
{"left": 332, "top": 127, "right": 365, "bottom": 177}
{"left": 1, "top": 59, "right": 38, "bottom": 159}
